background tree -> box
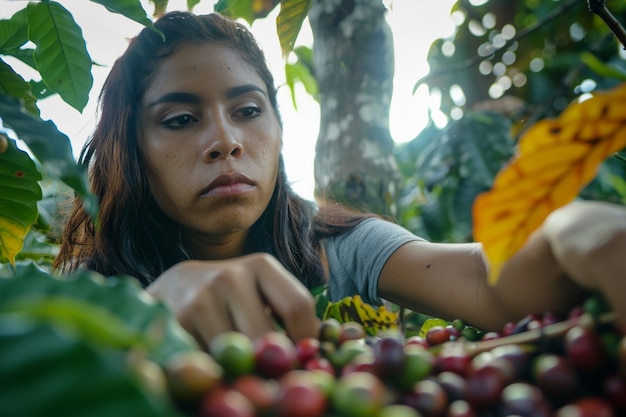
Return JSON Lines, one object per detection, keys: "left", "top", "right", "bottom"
{"left": 308, "top": 0, "right": 398, "bottom": 217}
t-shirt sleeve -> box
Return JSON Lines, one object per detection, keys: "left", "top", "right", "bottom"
{"left": 323, "top": 217, "right": 425, "bottom": 305}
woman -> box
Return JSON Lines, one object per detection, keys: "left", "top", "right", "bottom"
{"left": 54, "top": 11, "right": 626, "bottom": 349}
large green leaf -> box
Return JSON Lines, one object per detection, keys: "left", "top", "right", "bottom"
{"left": 26, "top": 1, "right": 93, "bottom": 112}
{"left": 0, "top": 135, "right": 42, "bottom": 265}
{"left": 0, "top": 94, "right": 97, "bottom": 218}
{"left": 90, "top": 0, "right": 156, "bottom": 28}
{"left": 0, "top": 7, "right": 28, "bottom": 51}
{"left": 276, "top": 0, "right": 312, "bottom": 56}
{"left": 0, "top": 262, "right": 197, "bottom": 364}
{"left": 0, "top": 316, "right": 183, "bottom": 417}
{"left": 0, "top": 59, "right": 39, "bottom": 116}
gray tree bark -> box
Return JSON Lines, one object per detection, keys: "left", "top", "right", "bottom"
{"left": 309, "top": 0, "right": 399, "bottom": 216}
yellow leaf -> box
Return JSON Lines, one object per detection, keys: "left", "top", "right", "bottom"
{"left": 418, "top": 318, "right": 449, "bottom": 338}
{"left": 323, "top": 295, "right": 399, "bottom": 336}
{"left": 473, "top": 82, "right": 626, "bottom": 284}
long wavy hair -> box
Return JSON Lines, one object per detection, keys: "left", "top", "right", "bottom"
{"left": 54, "top": 11, "right": 373, "bottom": 288}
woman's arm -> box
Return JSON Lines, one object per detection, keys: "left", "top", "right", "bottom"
{"left": 378, "top": 201, "right": 626, "bottom": 331}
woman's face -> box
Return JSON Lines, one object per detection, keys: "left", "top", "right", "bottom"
{"left": 139, "top": 43, "right": 282, "bottom": 256}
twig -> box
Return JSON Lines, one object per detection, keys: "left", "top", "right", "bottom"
{"left": 588, "top": 0, "right": 626, "bottom": 49}
{"left": 460, "top": 312, "right": 616, "bottom": 356}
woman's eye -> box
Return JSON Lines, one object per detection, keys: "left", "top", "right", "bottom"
{"left": 237, "top": 106, "right": 262, "bottom": 119}
{"left": 162, "top": 114, "right": 197, "bottom": 129}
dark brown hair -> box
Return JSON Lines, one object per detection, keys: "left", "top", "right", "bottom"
{"left": 54, "top": 11, "right": 373, "bottom": 288}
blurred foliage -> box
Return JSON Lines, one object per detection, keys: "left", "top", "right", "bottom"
{"left": 396, "top": 0, "right": 626, "bottom": 242}
{"left": 421, "top": 0, "right": 626, "bottom": 123}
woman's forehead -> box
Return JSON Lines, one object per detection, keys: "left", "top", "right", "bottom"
{"left": 147, "top": 43, "right": 266, "bottom": 94}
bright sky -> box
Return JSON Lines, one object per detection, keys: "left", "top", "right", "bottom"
{"left": 3, "top": 0, "right": 456, "bottom": 200}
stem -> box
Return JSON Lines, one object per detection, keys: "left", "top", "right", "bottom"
{"left": 460, "top": 312, "right": 616, "bottom": 356}
{"left": 588, "top": 0, "right": 626, "bottom": 49}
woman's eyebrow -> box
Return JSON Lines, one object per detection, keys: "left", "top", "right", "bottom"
{"left": 147, "top": 92, "right": 201, "bottom": 107}
{"left": 225, "top": 84, "right": 266, "bottom": 99}
{"left": 146, "top": 85, "right": 266, "bottom": 107}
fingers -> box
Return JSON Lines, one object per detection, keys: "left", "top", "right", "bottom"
{"left": 249, "top": 254, "right": 320, "bottom": 341}
{"left": 159, "top": 255, "right": 320, "bottom": 348}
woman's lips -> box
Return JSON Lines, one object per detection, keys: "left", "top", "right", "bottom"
{"left": 201, "top": 173, "right": 255, "bottom": 197}
{"left": 204, "top": 182, "right": 255, "bottom": 197}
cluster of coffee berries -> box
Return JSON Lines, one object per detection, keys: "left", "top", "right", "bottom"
{"left": 157, "top": 297, "right": 625, "bottom": 417}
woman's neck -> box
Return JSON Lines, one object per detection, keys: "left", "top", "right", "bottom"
{"left": 182, "top": 229, "right": 250, "bottom": 260}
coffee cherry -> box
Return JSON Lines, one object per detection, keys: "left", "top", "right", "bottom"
{"left": 400, "top": 379, "right": 448, "bottom": 417}
{"left": 446, "top": 399, "right": 477, "bottom": 417}
{"left": 199, "top": 387, "right": 256, "bottom": 417}
{"left": 554, "top": 396, "right": 616, "bottom": 417}
{"left": 373, "top": 335, "right": 406, "bottom": 379}
{"left": 532, "top": 353, "right": 579, "bottom": 402}
{"left": 498, "top": 382, "right": 552, "bottom": 417}
{"left": 319, "top": 318, "right": 341, "bottom": 344}
{"left": 164, "top": 350, "right": 223, "bottom": 404}
{"left": 253, "top": 332, "right": 298, "bottom": 379}
{"left": 564, "top": 325, "right": 608, "bottom": 372}
{"left": 231, "top": 374, "right": 278, "bottom": 414}
{"left": 426, "top": 326, "right": 451, "bottom": 346}
{"left": 276, "top": 370, "right": 328, "bottom": 417}
{"left": 337, "top": 322, "right": 366, "bottom": 345}
{"left": 602, "top": 373, "right": 626, "bottom": 411}
{"left": 465, "top": 365, "right": 506, "bottom": 409}
{"left": 435, "top": 371, "right": 467, "bottom": 403}
{"left": 395, "top": 345, "right": 435, "bottom": 392}
{"left": 209, "top": 331, "right": 255, "bottom": 379}
{"left": 332, "top": 371, "right": 387, "bottom": 417}
{"left": 296, "top": 337, "right": 320, "bottom": 366}
{"left": 435, "top": 344, "right": 471, "bottom": 376}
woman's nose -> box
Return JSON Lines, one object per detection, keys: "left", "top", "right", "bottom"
{"left": 202, "top": 124, "right": 243, "bottom": 162}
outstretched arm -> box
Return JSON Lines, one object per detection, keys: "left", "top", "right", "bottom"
{"left": 378, "top": 200, "right": 626, "bottom": 331}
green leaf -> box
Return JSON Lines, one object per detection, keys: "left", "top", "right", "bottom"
{"left": 276, "top": 0, "right": 312, "bottom": 57}
{"left": 0, "top": 262, "right": 197, "bottom": 364}
{"left": 188, "top": 0, "right": 201, "bottom": 11}
{"left": 580, "top": 51, "right": 626, "bottom": 81}
{"left": 29, "top": 78, "right": 56, "bottom": 100}
{"left": 149, "top": 0, "right": 169, "bottom": 17}
{"left": 15, "top": 230, "right": 58, "bottom": 265}
{"left": 3, "top": 47, "right": 37, "bottom": 71}
{"left": 0, "top": 7, "right": 28, "bottom": 51}
{"left": 0, "top": 94, "right": 98, "bottom": 219}
{"left": 2, "top": 296, "right": 148, "bottom": 350}
{"left": 215, "top": 0, "right": 280, "bottom": 25}
{"left": 0, "top": 135, "right": 42, "bottom": 265}
{"left": 27, "top": 1, "right": 93, "bottom": 112}
{"left": 89, "top": 0, "right": 157, "bottom": 29}
{"left": 285, "top": 61, "right": 317, "bottom": 106}
{"left": 0, "top": 316, "right": 182, "bottom": 417}
{"left": 0, "top": 59, "right": 39, "bottom": 116}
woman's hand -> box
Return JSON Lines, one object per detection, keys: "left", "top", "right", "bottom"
{"left": 494, "top": 200, "right": 626, "bottom": 328}
{"left": 543, "top": 200, "right": 626, "bottom": 324}
{"left": 146, "top": 253, "right": 319, "bottom": 349}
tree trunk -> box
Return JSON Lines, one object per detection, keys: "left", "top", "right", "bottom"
{"left": 309, "top": 0, "right": 399, "bottom": 217}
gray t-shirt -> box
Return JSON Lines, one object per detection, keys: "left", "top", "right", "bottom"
{"left": 323, "top": 217, "right": 424, "bottom": 305}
